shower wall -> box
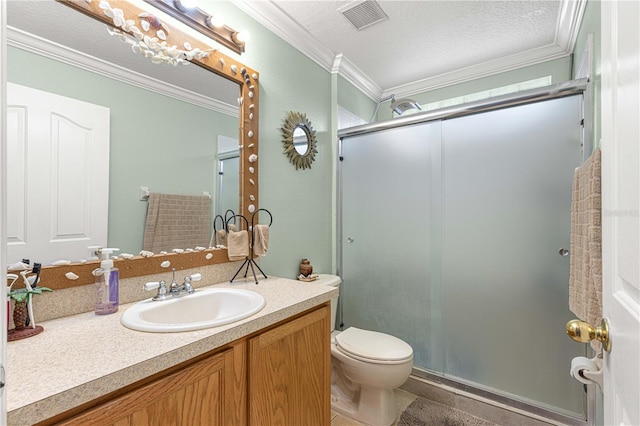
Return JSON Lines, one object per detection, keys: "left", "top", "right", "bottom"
{"left": 340, "top": 95, "right": 587, "bottom": 418}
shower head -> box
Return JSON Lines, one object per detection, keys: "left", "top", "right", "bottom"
{"left": 390, "top": 98, "right": 422, "bottom": 115}
{"left": 369, "top": 94, "right": 422, "bottom": 122}
{"left": 369, "top": 94, "right": 396, "bottom": 122}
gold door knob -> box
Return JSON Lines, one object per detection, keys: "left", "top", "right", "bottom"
{"left": 565, "top": 318, "right": 611, "bottom": 352}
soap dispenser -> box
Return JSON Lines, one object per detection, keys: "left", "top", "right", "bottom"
{"left": 93, "top": 247, "right": 120, "bottom": 315}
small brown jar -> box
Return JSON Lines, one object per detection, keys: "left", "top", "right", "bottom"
{"left": 299, "top": 258, "right": 313, "bottom": 277}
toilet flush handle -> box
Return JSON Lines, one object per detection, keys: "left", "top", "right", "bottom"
{"left": 347, "top": 237, "right": 354, "bottom": 243}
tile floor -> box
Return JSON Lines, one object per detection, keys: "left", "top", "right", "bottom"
{"left": 330, "top": 388, "right": 418, "bottom": 425}
{"left": 329, "top": 385, "right": 567, "bottom": 426}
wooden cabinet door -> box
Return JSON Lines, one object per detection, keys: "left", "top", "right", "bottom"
{"left": 58, "top": 343, "right": 245, "bottom": 426}
{"left": 248, "top": 305, "right": 331, "bottom": 425}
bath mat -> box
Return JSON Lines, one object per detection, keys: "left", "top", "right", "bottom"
{"left": 397, "top": 397, "right": 499, "bottom": 426}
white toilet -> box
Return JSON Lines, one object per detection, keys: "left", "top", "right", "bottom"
{"left": 316, "top": 274, "right": 414, "bottom": 426}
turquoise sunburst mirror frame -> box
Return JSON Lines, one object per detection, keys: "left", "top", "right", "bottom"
{"left": 281, "top": 111, "right": 317, "bottom": 170}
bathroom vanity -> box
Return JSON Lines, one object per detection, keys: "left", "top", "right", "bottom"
{"left": 6, "top": 277, "right": 336, "bottom": 425}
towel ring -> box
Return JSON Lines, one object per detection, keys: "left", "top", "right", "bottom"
{"left": 224, "top": 209, "right": 236, "bottom": 228}
{"left": 251, "top": 208, "right": 273, "bottom": 228}
{"left": 213, "top": 215, "right": 225, "bottom": 233}
{"left": 226, "top": 214, "right": 249, "bottom": 232}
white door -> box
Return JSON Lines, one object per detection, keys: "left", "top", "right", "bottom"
{"left": 601, "top": 1, "right": 640, "bottom": 425}
{"left": 6, "top": 83, "right": 110, "bottom": 265}
{"left": 1, "top": 2, "right": 7, "bottom": 423}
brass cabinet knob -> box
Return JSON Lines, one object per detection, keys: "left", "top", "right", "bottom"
{"left": 565, "top": 318, "right": 611, "bottom": 352}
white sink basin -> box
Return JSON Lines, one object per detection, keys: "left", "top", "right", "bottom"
{"left": 121, "top": 288, "right": 266, "bottom": 332}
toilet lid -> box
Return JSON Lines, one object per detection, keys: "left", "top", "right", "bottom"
{"left": 335, "top": 327, "right": 413, "bottom": 362}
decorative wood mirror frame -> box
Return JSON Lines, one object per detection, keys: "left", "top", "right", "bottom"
{"left": 29, "top": 0, "right": 259, "bottom": 290}
{"left": 281, "top": 111, "right": 317, "bottom": 170}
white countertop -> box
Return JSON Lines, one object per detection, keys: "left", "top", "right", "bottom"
{"left": 6, "top": 276, "right": 337, "bottom": 425}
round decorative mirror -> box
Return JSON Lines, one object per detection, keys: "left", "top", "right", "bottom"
{"left": 282, "top": 111, "right": 317, "bottom": 170}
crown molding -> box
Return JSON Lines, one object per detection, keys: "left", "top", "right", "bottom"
{"left": 555, "top": 0, "right": 587, "bottom": 55}
{"left": 332, "top": 54, "right": 381, "bottom": 101}
{"left": 382, "top": 43, "right": 571, "bottom": 99}
{"left": 7, "top": 27, "right": 238, "bottom": 117}
{"left": 233, "top": 0, "right": 380, "bottom": 101}
{"left": 232, "top": 0, "right": 336, "bottom": 72}
{"left": 233, "top": 0, "right": 586, "bottom": 101}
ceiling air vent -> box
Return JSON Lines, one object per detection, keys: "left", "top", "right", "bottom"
{"left": 338, "top": 0, "right": 389, "bottom": 31}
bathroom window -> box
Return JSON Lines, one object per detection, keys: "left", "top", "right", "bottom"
{"left": 338, "top": 105, "right": 368, "bottom": 130}
{"left": 421, "top": 76, "right": 553, "bottom": 112}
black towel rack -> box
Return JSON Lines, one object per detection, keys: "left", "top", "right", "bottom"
{"left": 227, "top": 208, "right": 273, "bottom": 284}
{"left": 212, "top": 209, "right": 237, "bottom": 247}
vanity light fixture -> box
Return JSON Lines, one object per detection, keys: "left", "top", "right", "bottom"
{"left": 144, "top": 0, "right": 246, "bottom": 53}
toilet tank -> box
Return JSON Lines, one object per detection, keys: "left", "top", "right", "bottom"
{"left": 314, "top": 274, "right": 342, "bottom": 330}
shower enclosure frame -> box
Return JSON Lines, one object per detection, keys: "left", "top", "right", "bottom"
{"left": 336, "top": 78, "right": 594, "bottom": 425}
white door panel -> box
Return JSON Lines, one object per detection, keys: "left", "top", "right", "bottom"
{"left": 1, "top": 2, "right": 7, "bottom": 421}
{"left": 601, "top": 1, "right": 640, "bottom": 424}
{"left": 6, "top": 106, "right": 26, "bottom": 246}
{"left": 6, "top": 83, "right": 110, "bottom": 265}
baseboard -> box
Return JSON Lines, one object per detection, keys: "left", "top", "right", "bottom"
{"left": 401, "top": 374, "right": 588, "bottom": 426}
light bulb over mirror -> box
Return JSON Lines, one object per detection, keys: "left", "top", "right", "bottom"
{"left": 207, "top": 14, "right": 224, "bottom": 29}
{"left": 175, "top": 0, "right": 198, "bottom": 9}
{"left": 235, "top": 31, "right": 249, "bottom": 43}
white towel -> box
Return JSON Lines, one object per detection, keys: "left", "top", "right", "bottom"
{"left": 253, "top": 225, "right": 270, "bottom": 256}
{"left": 213, "top": 223, "right": 236, "bottom": 247}
{"left": 227, "top": 230, "right": 249, "bottom": 261}
{"left": 215, "top": 229, "right": 228, "bottom": 247}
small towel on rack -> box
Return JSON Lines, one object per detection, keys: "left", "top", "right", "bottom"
{"left": 143, "top": 193, "right": 211, "bottom": 253}
{"left": 253, "top": 224, "right": 270, "bottom": 256}
{"left": 214, "top": 223, "right": 237, "bottom": 247}
{"left": 227, "top": 230, "right": 249, "bottom": 261}
{"left": 216, "top": 229, "right": 227, "bottom": 247}
{"left": 569, "top": 148, "right": 602, "bottom": 350}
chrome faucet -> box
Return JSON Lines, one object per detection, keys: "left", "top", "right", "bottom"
{"left": 144, "top": 269, "right": 201, "bottom": 301}
{"left": 169, "top": 268, "right": 180, "bottom": 293}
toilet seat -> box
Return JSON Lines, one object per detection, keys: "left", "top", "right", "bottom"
{"left": 335, "top": 327, "right": 413, "bottom": 365}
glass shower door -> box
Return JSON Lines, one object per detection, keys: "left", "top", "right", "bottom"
{"left": 341, "top": 121, "right": 443, "bottom": 371}
{"left": 440, "top": 95, "right": 585, "bottom": 416}
{"left": 340, "top": 94, "right": 586, "bottom": 418}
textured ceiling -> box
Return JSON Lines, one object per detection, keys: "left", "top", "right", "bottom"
{"left": 235, "top": 0, "right": 585, "bottom": 99}
{"left": 7, "top": 1, "right": 585, "bottom": 104}
{"left": 275, "top": 1, "right": 558, "bottom": 89}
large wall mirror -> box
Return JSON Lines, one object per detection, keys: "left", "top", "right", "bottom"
{"left": 6, "top": 0, "right": 259, "bottom": 289}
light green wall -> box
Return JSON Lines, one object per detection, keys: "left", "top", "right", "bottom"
{"left": 375, "top": 57, "right": 572, "bottom": 121}
{"left": 199, "top": 2, "right": 596, "bottom": 278}
{"left": 573, "top": 0, "right": 601, "bottom": 150}
{"left": 210, "top": 2, "right": 334, "bottom": 278}
{"left": 9, "top": 1, "right": 597, "bottom": 279}
{"left": 7, "top": 46, "right": 238, "bottom": 254}
{"left": 338, "top": 76, "right": 376, "bottom": 121}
